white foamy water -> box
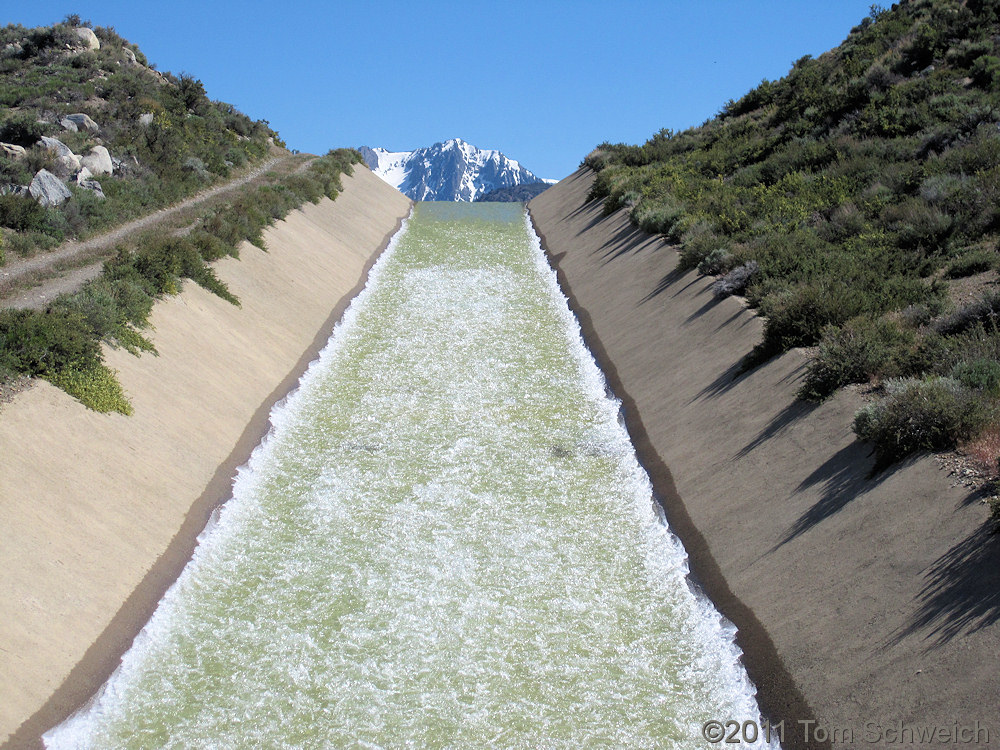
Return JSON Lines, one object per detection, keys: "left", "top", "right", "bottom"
{"left": 46, "top": 202, "right": 775, "bottom": 749}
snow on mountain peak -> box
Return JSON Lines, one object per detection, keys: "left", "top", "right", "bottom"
{"left": 358, "top": 140, "right": 548, "bottom": 202}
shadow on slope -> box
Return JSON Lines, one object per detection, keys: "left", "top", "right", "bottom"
{"left": 891, "top": 523, "right": 1000, "bottom": 647}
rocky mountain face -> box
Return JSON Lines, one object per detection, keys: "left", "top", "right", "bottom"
{"left": 359, "top": 139, "right": 549, "bottom": 202}
{"left": 475, "top": 182, "right": 551, "bottom": 203}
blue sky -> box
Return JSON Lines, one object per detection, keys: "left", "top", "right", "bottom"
{"left": 7, "top": 1, "right": 878, "bottom": 180}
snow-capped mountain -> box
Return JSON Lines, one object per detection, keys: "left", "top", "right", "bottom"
{"left": 359, "top": 138, "right": 551, "bottom": 202}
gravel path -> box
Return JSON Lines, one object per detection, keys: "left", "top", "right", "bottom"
{"left": 0, "top": 154, "right": 315, "bottom": 309}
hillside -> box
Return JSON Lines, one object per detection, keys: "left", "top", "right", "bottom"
{"left": 587, "top": 0, "right": 1000, "bottom": 497}
{"left": 0, "top": 18, "right": 365, "bottom": 418}
{"left": 0, "top": 16, "right": 281, "bottom": 261}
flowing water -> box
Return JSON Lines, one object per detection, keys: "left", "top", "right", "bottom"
{"left": 47, "top": 202, "right": 772, "bottom": 748}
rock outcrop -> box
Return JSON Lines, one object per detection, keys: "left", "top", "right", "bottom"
{"left": 29, "top": 169, "right": 72, "bottom": 207}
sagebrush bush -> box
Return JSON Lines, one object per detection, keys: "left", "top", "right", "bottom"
{"left": 853, "top": 377, "right": 993, "bottom": 465}
{"left": 934, "top": 292, "right": 1000, "bottom": 335}
{"left": 712, "top": 260, "right": 759, "bottom": 298}
{"left": 0, "top": 111, "right": 50, "bottom": 147}
{"left": 757, "top": 282, "right": 860, "bottom": 353}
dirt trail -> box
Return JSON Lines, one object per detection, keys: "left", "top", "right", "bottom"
{"left": 0, "top": 153, "right": 316, "bottom": 309}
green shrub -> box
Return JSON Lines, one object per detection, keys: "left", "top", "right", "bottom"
{"left": 880, "top": 198, "right": 953, "bottom": 250}
{"left": 758, "top": 282, "right": 860, "bottom": 353}
{"left": 944, "top": 248, "right": 997, "bottom": 278}
{"left": 51, "top": 277, "right": 156, "bottom": 353}
{"left": 853, "top": 376, "right": 993, "bottom": 465}
{"left": 0, "top": 193, "right": 47, "bottom": 233}
{"left": 989, "top": 495, "right": 1000, "bottom": 529}
{"left": 800, "top": 317, "right": 915, "bottom": 401}
{"left": 106, "top": 236, "right": 240, "bottom": 304}
{"left": 582, "top": 149, "right": 612, "bottom": 171}
{"left": 632, "top": 198, "right": 684, "bottom": 236}
{"left": 1, "top": 230, "right": 58, "bottom": 258}
{"left": 951, "top": 358, "right": 1000, "bottom": 395}
{"left": 0, "top": 308, "right": 102, "bottom": 376}
{"left": 52, "top": 280, "right": 121, "bottom": 340}
{"left": 0, "top": 112, "right": 50, "bottom": 147}
{"left": 697, "top": 247, "right": 733, "bottom": 276}
{"left": 188, "top": 229, "right": 236, "bottom": 262}
{"left": 970, "top": 55, "right": 1000, "bottom": 88}
{"left": 46, "top": 363, "right": 132, "bottom": 414}
{"left": 677, "top": 223, "right": 721, "bottom": 271}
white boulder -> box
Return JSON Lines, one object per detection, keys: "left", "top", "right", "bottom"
{"left": 138, "top": 112, "right": 154, "bottom": 127}
{"left": 38, "top": 137, "right": 86, "bottom": 178}
{"left": 64, "top": 113, "right": 100, "bottom": 133}
{"left": 39, "top": 136, "right": 75, "bottom": 160}
{"left": 81, "top": 146, "right": 113, "bottom": 176}
{"left": 1, "top": 142, "right": 26, "bottom": 159}
{"left": 53, "top": 154, "right": 82, "bottom": 179}
{"left": 78, "top": 178, "right": 105, "bottom": 199}
{"left": 29, "top": 169, "right": 72, "bottom": 207}
{"left": 73, "top": 27, "right": 100, "bottom": 51}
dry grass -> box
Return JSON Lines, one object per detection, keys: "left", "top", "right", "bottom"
{"left": 958, "top": 425, "right": 1000, "bottom": 476}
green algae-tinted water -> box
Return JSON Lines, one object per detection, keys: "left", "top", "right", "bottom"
{"left": 47, "top": 202, "right": 772, "bottom": 748}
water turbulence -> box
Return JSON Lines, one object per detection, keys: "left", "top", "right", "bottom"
{"left": 47, "top": 202, "right": 773, "bottom": 748}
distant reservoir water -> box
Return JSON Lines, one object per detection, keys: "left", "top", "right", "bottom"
{"left": 47, "top": 202, "right": 773, "bottom": 748}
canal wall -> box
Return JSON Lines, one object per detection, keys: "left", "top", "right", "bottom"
{"left": 0, "top": 167, "right": 411, "bottom": 748}
{"left": 529, "top": 168, "right": 1000, "bottom": 749}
